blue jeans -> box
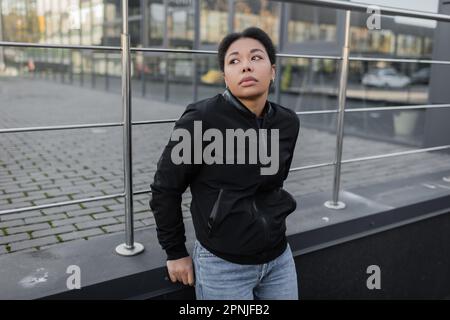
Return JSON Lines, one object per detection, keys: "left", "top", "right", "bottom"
{"left": 193, "top": 240, "right": 299, "bottom": 300}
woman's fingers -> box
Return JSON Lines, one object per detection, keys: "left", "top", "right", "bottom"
{"left": 167, "top": 256, "right": 195, "bottom": 286}
{"left": 181, "top": 271, "right": 189, "bottom": 285}
{"left": 168, "top": 270, "right": 177, "bottom": 283}
{"left": 187, "top": 268, "right": 195, "bottom": 286}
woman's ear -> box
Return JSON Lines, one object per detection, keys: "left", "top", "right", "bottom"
{"left": 223, "top": 73, "right": 228, "bottom": 88}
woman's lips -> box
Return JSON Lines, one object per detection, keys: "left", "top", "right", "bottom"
{"left": 240, "top": 79, "right": 257, "bottom": 86}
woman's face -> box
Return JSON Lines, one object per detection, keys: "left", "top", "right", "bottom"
{"left": 223, "top": 37, "right": 275, "bottom": 99}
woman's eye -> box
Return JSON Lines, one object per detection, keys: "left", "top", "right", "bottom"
{"left": 229, "top": 56, "right": 262, "bottom": 64}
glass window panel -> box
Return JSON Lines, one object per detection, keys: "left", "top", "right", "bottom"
{"left": 234, "top": 0, "right": 280, "bottom": 47}
{"left": 167, "top": 0, "right": 195, "bottom": 48}
{"left": 200, "top": 0, "right": 229, "bottom": 46}
{"left": 287, "top": 4, "right": 337, "bottom": 43}
{"left": 148, "top": 0, "right": 164, "bottom": 46}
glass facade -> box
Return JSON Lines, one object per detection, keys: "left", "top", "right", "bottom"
{"left": 147, "top": 0, "right": 164, "bottom": 46}
{"left": 287, "top": 4, "right": 337, "bottom": 43}
{"left": 234, "top": 0, "right": 280, "bottom": 46}
{"left": 1, "top": 1, "right": 436, "bottom": 64}
{"left": 200, "top": 0, "right": 228, "bottom": 45}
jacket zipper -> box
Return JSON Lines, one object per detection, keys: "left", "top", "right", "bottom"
{"left": 255, "top": 112, "right": 268, "bottom": 247}
{"left": 255, "top": 115, "right": 265, "bottom": 129}
{"left": 208, "top": 188, "right": 224, "bottom": 236}
{"left": 252, "top": 200, "right": 269, "bottom": 249}
{"left": 256, "top": 117, "right": 268, "bottom": 172}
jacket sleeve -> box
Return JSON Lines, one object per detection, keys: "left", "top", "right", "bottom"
{"left": 149, "top": 104, "right": 204, "bottom": 260}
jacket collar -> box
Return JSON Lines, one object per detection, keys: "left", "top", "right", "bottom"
{"left": 222, "top": 88, "right": 273, "bottom": 119}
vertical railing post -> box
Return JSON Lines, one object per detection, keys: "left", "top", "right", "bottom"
{"left": 103, "top": 1, "right": 109, "bottom": 91}
{"left": 58, "top": 0, "right": 65, "bottom": 84}
{"left": 0, "top": 0, "right": 5, "bottom": 72}
{"left": 275, "top": 2, "right": 286, "bottom": 104}
{"left": 116, "top": 0, "right": 144, "bottom": 256}
{"left": 79, "top": 0, "right": 84, "bottom": 86}
{"left": 141, "top": 0, "right": 148, "bottom": 97}
{"left": 324, "top": 10, "right": 351, "bottom": 210}
{"left": 90, "top": 0, "right": 96, "bottom": 89}
{"left": 192, "top": 0, "right": 200, "bottom": 103}
{"left": 163, "top": 0, "right": 169, "bottom": 101}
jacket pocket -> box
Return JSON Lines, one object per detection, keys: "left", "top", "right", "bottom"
{"left": 260, "top": 187, "right": 297, "bottom": 218}
{"left": 254, "top": 188, "right": 297, "bottom": 244}
{"left": 207, "top": 188, "right": 224, "bottom": 236}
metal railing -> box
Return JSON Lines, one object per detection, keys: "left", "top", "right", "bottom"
{"left": 1, "top": 0, "right": 450, "bottom": 255}
{"left": 115, "top": 0, "right": 144, "bottom": 256}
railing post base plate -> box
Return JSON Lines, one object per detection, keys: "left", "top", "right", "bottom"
{"left": 115, "top": 243, "right": 144, "bottom": 256}
{"left": 324, "top": 200, "right": 346, "bottom": 210}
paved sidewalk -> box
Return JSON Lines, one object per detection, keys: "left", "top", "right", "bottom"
{"left": 1, "top": 76, "right": 450, "bottom": 256}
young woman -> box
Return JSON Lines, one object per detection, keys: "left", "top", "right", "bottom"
{"left": 150, "top": 27, "right": 300, "bottom": 300}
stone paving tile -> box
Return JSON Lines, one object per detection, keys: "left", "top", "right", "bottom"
{"left": 9, "top": 236, "right": 60, "bottom": 252}
{"left": 31, "top": 225, "right": 76, "bottom": 238}
{"left": 24, "top": 213, "right": 67, "bottom": 224}
{"left": 0, "top": 233, "right": 30, "bottom": 245}
{"left": 60, "top": 228, "right": 105, "bottom": 241}
{"left": 75, "top": 217, "right": 118, "bottom": 230}
{"left": 103, "top": 221, "right": 144, "bottom": 233}
{"left": 6, "top": 223, "right": 51, "bottom": 235}
{"left": 0, "top": 219, "right": 26, "bottom": 229}
{"left": 51, "top": 215, "right": 93, "bottom": 227}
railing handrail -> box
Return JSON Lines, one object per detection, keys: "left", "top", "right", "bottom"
{"left": 0, "top": 193, "right": 125, "bottom": 217}
{"left": 349, "top": 56, "right": 450, "bottom": 65}
{"left": 2, "top": 103, "right": 450, "bottom": 134}
{"left": 276, "top": 0, "right": 450, "bottom": 22}
{"left": 3, "top": 41, "right": 450, "bottom": 66}
{"left": 2, "top": 143, "right": 450, "bottom": 218}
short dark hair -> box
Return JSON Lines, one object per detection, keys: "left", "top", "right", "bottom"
{"left": 217, "top": 27, "right": 277, "bottom": 72}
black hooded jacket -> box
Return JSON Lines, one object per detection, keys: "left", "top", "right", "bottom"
{"left": 149, "top": 89, "right": 300, "bottom": 264}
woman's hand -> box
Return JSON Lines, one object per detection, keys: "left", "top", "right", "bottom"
{"left": 166, "top": 256, "right": 195, "bottom": 286}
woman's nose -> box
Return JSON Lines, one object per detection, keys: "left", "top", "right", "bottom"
{"left": 242, "top": 62, "right": 252, "bottom": 72}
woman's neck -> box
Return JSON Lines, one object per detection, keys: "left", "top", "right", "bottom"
{"left": 235, "top": 91, "right": 268, "bottom": 118}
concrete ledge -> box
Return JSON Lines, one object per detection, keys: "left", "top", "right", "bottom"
{"left": 1, "top": 170, "right": 450, "bottom": 299}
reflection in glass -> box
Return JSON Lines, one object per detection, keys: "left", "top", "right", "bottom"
{"left": 200, "top": 0, "right": 228, "bottom": 46}
{"left": 279, "top": 57, "right": 339, "bottom": 111}
{"left": 148, "top": 0, "right": 164, "bottom": 46}
{"left": 350, "top": 11, "right": 434, "bottom": 58}
{"left": 234, "top": 0, "right": 280, "bottom": 46}
{"left": 287, "top": 4, "right": 337, "bottom": 43}
{"left": 167, "top": 0, "right": 194, "bottom": 48}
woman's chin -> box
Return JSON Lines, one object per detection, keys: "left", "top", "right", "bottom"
{"left": 234, "top": 87, "right": 265, "bottom": 98}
